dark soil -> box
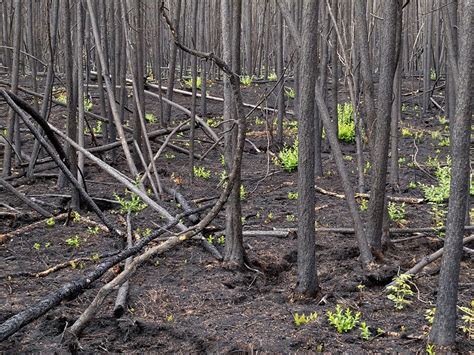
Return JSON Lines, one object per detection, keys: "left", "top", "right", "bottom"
{"left": 0, "top": 75, "right": 473, "bottom": 353}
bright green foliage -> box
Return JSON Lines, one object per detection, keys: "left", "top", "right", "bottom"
{"left": 430, "top": 204, "right": 446, "bottom": 237}
{"left": 426, "top": 344, "right": 436, "bottom": 355}
{"left": 425, "top": 307, "right": 436, "bottom": 325}
{"left": 145, "top": 113, "right": 156, "bottom": 124}
{"left": 46, "top": 217, "right": 55, "bottom": 227}
{"left": 337, "top": 103, "right": 355, "bottom": 143}
{"left": 184, "top": 76, "right": 202, "bottom": 90}
{"left": 87, "top": 226, "right": 100, "bottom": 235}
{"left": 326, "top": 305, "right": 361, "bottom": 333}
{"left": 386, "top": 273, "right": 414, "bottom": 310}
{"left": 240, "top": 185, "right": 247, "bottom": 200}
{"left": 114, "top": 191, "right": 147, "bottom": 214}
{"left": 277, "top": 139, "right": 298, "bottom": 172}
{"left": 193, "top": 166, "right": 211, "bottom": 179}
{"left": 359, "top": 198, "right": 368, "bottom": 211}
{"left": 438, "top": 136, "right": 450, "bottom": 147}
{"left": 66, "top": 235, "right": 81, "bottom": 248}
{"left": 401, "top": 127, "right": 413, "bottom": 138}
{"left": 430, "top": 68, "right": 437, "bottom": 81}
{"left": 268, "top": 72, "right": 277, "bottom": 81}
{"left": 293, "top": 312, "right": 318, "bottom": 327}
{"left": 240, "top": 75, "right": 253, "bottom": 86}
{"left": 359, "top": 322, "right": 371, "bottom": 340}
{"left": 288, "top": 191, "right": 298, "bottom": 200}
{"left": 286, "top": 214, "right": 296, "bottom": 222}
{"left": 217, "top": 235, "right": 225, "bottom": 245}
{"left": 206, "top": 117, "right": 221, "bottom": 128}
{"left": 33, "top": 242, "right": 41, "bottom": 250}
{"left": 459, "top": 300, "right": 474, "bottom": 339}
{"left": 206, "top": 234, "right": 215, "bottom": 244}
{"left": 83, "top": 96, "right": 93, "bottom": 112}
{"left": 284, "top": 86, "right": 296, "bottom": 99}
{"left": 388, "top": 202, "right": 406, "bottom": 222}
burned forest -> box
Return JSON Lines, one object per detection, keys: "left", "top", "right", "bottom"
{"left": 0, "top": 0, "right": 473, "bottom": 353}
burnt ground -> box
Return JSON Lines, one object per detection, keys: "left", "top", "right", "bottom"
{"left": 0, "top": 75, "right": 473, "bottom": 353}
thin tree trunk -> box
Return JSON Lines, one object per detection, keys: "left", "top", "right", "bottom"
{"left": 429, "top": 0, "right": 473, "bottom": 348}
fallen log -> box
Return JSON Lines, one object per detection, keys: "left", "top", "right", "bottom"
{"left": 0, "top": 203, "right": 212, "bottom": 341}
{"left": 314, "top": 185, "right": 425, "bottom": 204}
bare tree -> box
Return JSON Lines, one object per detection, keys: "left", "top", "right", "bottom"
{"left": 429, "top": 0, "right": 473, "bottom": 348}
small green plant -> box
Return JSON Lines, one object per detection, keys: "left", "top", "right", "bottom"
{"left": 401, "top": 127, "right": 413, "bottom": 138}
{"left": 193, "top": 166, "right": 211, "bottom": 179}
{"left": 46, "top": 217, "right": 55, "bottom": 227}
{"left": 145, "top": 113, "right": 156, "bottom": 124}
{"left": 284, "top": 86, "right": 296, "bottom": 99}
{"left": 426, "top": 343, "right": 436, "bottom": 355}
{"left": 255, "top": 117, "right": 265, "bottom": 126}
{"left": 327, "top": 305, "right": 361, "bottom": 333}
{"left": 286, "top": 214, "right": 296, "bottom": 222}
{"left": 164, "top": 152, "right": 175, "bottom": 159}
{"left": 268, "top": 72, "right": 277, "bottom": 81}
{"left": 33, "top": 242, "right": 41, "bottom": 250}
{"left": 408, "top": 181, "right": 417, "bottom": 190}
{"left": 206, "top": 117, "right": 221, "bottom": 128}
{"left": 421, "top": 158, "right": 451, "bottom": 203}
{"left": 240, "top": 185, "right": 247, "bottom": 200}
{"left": 438, "top": 136, "right": 450, "bottom": 147}
{"left": 264, "top": 212, "right": 274, "bottom": 224}
{"left": 293, "top": 312, "right": 318, "bottom": 327}
{"left": 184, "top": 76, "right": 202, "bottom": 90}
{"left": 166, "top": 314, "right": 174, "bottom": 322}
{"left": 343, "top": 155, "right": 353, "bottom": 161}
{"left": 206, "top": 234, "right": 215, "bottom": 244}
{"left": 87, "top": 226, "right": 100, "bottom": 235}
{"left": 459, "top": 300, "right": 474, "bottom": 339}
{"left": 386, "top": 273, "right": 414, "bottom": 310}
{"left": 359, "top": 198, "right": 368, "bottom": 211}
{"left": 388, "top": 202, "right": 406, "bottom": 223}
{"left": 337, "top": 103, "right": 355, "bottom": 143}
{"left": 430, "top": 203, "right": 447, "bottom": 237}
{"left": 438, "top": 115, "right": 447, "bottom": 125}
{"left": 401, "top": 103, "right": 408, "bottom": 113}
{"left": 240, "top": 75, "right": 253, "bottom": 86}
{"left": 217, "top": 235, "right": 225, "bottom": 245}
{"left": 56, "top": 92, "right": 67, "bottom": 105}
{"left": 425, "top": 307, "right": 436, "bottom": 325}
{"left": 359, "top": 322, "right": 371, "bottom": 340}
{"left": 71, "top": 211, "right": 81, "bottom": 223}
{"left": 83, "top": 96, "right": 93, "bottom": 112}
{"left": 288, "top": 191, "right": 298, "bottom": 200}
{"left": 430, "top": 130, "right": 441, "bottom": 140}
{"left": 276, "top": 139, "right": 298, "bottom": 172}
{"left": 114, "top": 190, "right": 147, "bottom": 214}
{"left": 430, "top": 68, "right": 437, "bottom": 81}
{"left": 398, "top": 156, "right": 406, "bottom": 166}
{"left": 66, "top": 235, "right": 81, "bottom": 248}
{"left": 363, "top": 161, "right": 372, "bottom": 174}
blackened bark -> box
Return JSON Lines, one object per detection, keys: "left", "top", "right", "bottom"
{"left": 429, "top": 0, "right": 473, "bottom": 347}
{"left": 296, "top": 0, "right": 320, "bottom": 297}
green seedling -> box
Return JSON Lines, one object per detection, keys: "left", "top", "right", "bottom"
{"left": 337, "top": 102, "right": 355, "bottom": 143}
{"left": 387, "top": 273, "right": 414, "bottom": 310}
{"left": 46, "top": 217, "right": 55, "bottom": 227}
{"left": 114, "top": 190, "right": 147, "bottom": 214}
{"left": 145, "top": 113, "right": 156, "bottom": 124}
{"left": 193, "top": 166, "right": 211, "bottom": 179}
{"left": 293, "top": 312, "right": 318, "bottom": 327}
{"left": 33, "top": 242, "right": 41, "bottom": 250}
{"left": 268, "top": 72, "right": 277, "bottom": 81}
{"left": 276, "top": 139, "right": 298, "bottom": 172}
{"left": 425, "top": 307, "right": 436, "bottom": 326}
{"left": 359, "top": 198, "right": 368, "bottom": 211}
{"left": 164, "top": 152, "right": 175, "bottom": 159}
{"left": 66, "top": 235, "right": 81, "bottom": 248}
{"left": 459, "top": 300, "right": 474, "bottom": 339}
{"left": 359, "top": 322, "right": 371, "bottom": 340}
{"left": 284, "top": 86, "right": 296, "bottom": 99}
{"left": 288, "top": 191, "right": 298, "bottom": 200}
{"left": 87, "top": 226, "right": 100, "bottom": 235}
{"left": 327, "top": 305, "right": 361, "bottom": 333}
{"left": 388, "top": 202, "right": 406, "bottom": 223}
{"left": 240, "top": 75, "right": 253, "bottom": 86}
{"left": 286, "top": 214, "right": 296, "bottom": 222}
{"left": 217, "top": 235, "right": 225, "bottom": 245}
{"left": 240, "top": 185, "right": 247, "bottom": 200}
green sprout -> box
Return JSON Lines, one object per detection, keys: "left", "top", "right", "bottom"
{"left": 114, "top": 190, "right": 147, "bottom": 214}
{"left": 66, "top": 235, "right": 81, "bottom": 248}
{"left": 33, "top": 242, "right": 41, "bottom": 250}
{"left": 327, "top": 305, "right": 361, "bottom": 333}
{"left": 288, "top": 191, "right": 298, "bottom": 200}
{"left": 145, "top": 113, "right": 156, "bottom": 124}
{"left": 240, "top": 75, "right": 253, "bottom": 87}
{"left": 46, "top": 217, "right": 55, "bottom": 227}
{"left": 193, "top": 166, "right": 211, "bottom": 179}
{"left": 359, "top": 322, "right": 371, "bottom": 340}
{"left": 276, "top": 139, "right": 298, "bottom": 172}
{"left": 386, "top": 273, "right": 414, "bottom": 310}
{"left": 293, "top": 312, "right": 318, "bottom": 327}
{"left": 337, "top": 103, "right": 355, "bottom": 143}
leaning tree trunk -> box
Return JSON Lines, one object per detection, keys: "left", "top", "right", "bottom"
{"left": 429, "top": 0, "right": 473, "bottom": 348}
{"left": 296, "top": 0, "right": 320, "bottom": 298}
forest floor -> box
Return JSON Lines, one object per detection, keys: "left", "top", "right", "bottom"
{"left": 0, "top": 75, "right": 473, "bottom": 353}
